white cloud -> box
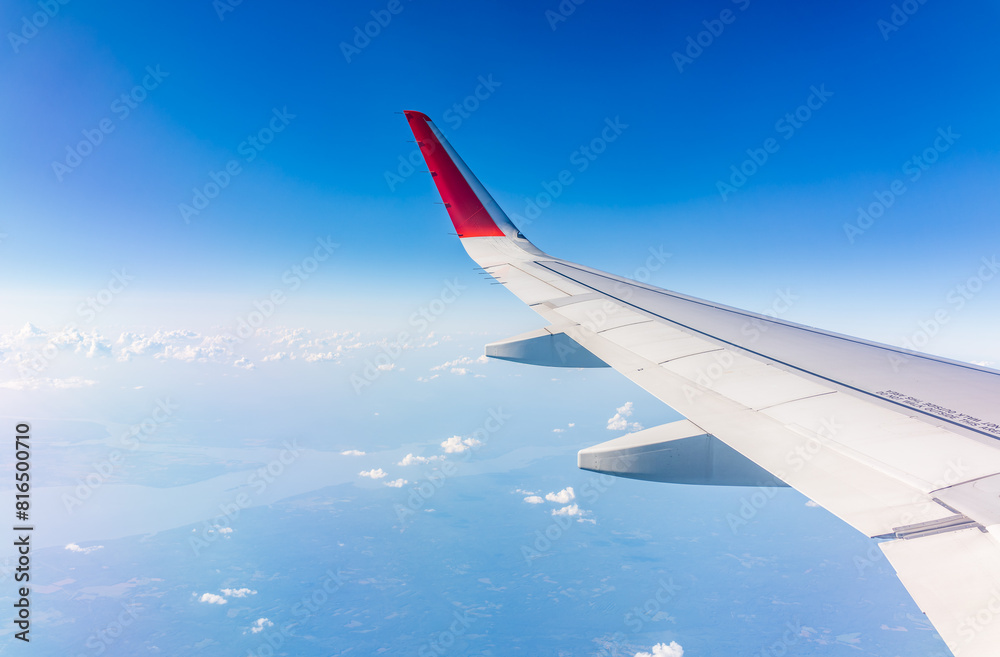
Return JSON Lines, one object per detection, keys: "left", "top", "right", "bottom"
{"left": 606, "top": 401, "right": 643, "bottom": 432}
{"left": 221, "top": 587, "right": 256, "bottom": 597}
{"left": 552, "top": 504, "right": 584, "bottom": 517}
{"left": 523, "top": 496, "right": 544, "bottom": 504}
{"left": 440, "top": 435, "right": 482, "bottom": 454}
{"left": 635, "top": 641, "right": 684, "bottom": 657}
{"left": 552, "top": 428, "right": 565, "bottom": 433}
{"left": 0, "top": 325, "right": 392, "bottom": 376}
{"left": 64, "top": 543, "right": 103, "bottom": 554}
{"left": 430, "top": 355, "right": 488, "bottom": 375}
{"left": 2, "top": 377, "right": 98, "bottom": 391}
{"left": 398, "top": 453, "right": 443, "bottom": 466}
{"left": 249, "top": 618, "right": 273, "bottom": 634}
{"left": 341, "top": 449, "right": 366, "bottom": 456}
{"left": 384, "top": 478, "right": 408, "bottom": 488}
{"left": 304, "top": 351, "right": 338, "bottom": 362}
{"left": 376, "top": 362, "right": 396, "bottom": 371}
{"left": 218, "top": 527, "right": 233, "bottom": 535}
{"left": 359, "top": 468, "right": 387, "bottom": 480}
{"left": 199, "top": 593, "right": 228, "bottom": 605}
{"left": 545, "top": 487, "right": 575, "bottom": 504}
{"left": 805, "top": 500, "right": 820, "bottom": 508}
{"left": 551, "top": 504, "right": 594, "bottom": 523}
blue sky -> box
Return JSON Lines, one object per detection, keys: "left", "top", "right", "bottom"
{"left": 2, "top": 0, "right": 999, "bottom": 361}
{"left": 3, "top": 2, "right": 999, "bottom": 654}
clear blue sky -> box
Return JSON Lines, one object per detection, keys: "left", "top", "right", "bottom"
{"left": 3, "top": 5, "right": 999, "bottom": 654}
{"left": 2, "top": 0, "right": 999, "bottom": 359}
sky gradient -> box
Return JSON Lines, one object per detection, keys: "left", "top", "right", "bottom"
{"left": 2, "top": 0, "right": 999, "bottom": 365}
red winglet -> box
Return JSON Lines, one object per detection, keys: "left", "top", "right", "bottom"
{"left": 404, "top": 110, "right": 506, "bottom": 238}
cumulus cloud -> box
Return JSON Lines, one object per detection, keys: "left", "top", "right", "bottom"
{"left": 0, "top": 325, "right": 384, "bottom": 376}
{"left": 440, "top": 436, "right": 481, "bottom": 454}
{"left": 552, "top": 504, "right": 593, "bottom": 523}
{"left": 635, "top": 642, "right": 684, "bottom": 657}
{"left": 65, "top": 543, "right": 103, "bottom": 554}
{"left": 398, "top": 453, "right": 443, "bottom": 466}
{"left": 805, "top": 500, "right": 820, "bottom": 508}
{"left": 545, "top": 487, "right": 575, "bottom": 504}
{"left": 199, "top": 593, "right": 228, "bottom": 605}
{"left": 221, "top": 588, "right": 256, "bottom": 597}
{"left": 523, "top": 496, "right": 544, "bottom": 504}
{"left": 359, "top": 468, "right": 387, "bottom": 480}
{"left": 552, "top": 504, "right": 584, "bottom": 517}
{"left": 341, "top": 449, "right": 365, "bottom": 456}
{"left": 304, "top": 351, "right": 338, "bottom": 362}
{"left": 430, "top": 355, "right": 488, "bottom": 375}
{"left": 248, "top": 618, "right": 274, "bottom": 634}
{"left": 218, "top": 527, "right": 233, "bottom": 535}
{"left": 606, "top": 401, "right": 643, "bottom": 432}
{"left": 384, "top": 478, "right": 408, "bottom": 488}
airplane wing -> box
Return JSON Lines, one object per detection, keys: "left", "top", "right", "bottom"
{"left": 402, "top": 110, "right": 1000, "bottom": 657}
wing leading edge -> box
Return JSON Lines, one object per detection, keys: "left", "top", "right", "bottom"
{"left": 402, "top": 110, "right": 1000, "bottom": 657}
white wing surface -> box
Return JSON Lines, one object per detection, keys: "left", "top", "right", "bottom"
{"left": 403, "top": 111, "right": 1000, "bottom": 656}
